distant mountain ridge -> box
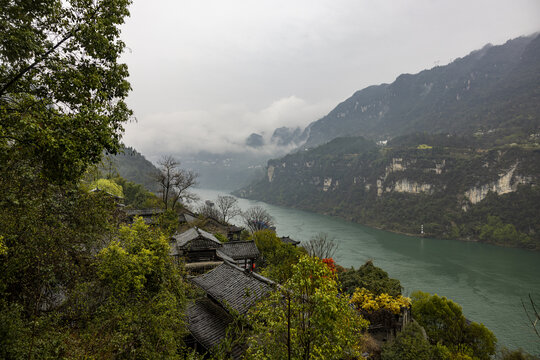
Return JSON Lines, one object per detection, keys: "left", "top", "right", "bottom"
{"left": 236, "top": 33, "right": 540, "bottom": 249}
{"left": 300, "top": 33, "right": 540, "bottom": 148}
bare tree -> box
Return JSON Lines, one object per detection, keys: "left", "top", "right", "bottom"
{"left": 216, "top": 195, "right": 241, "bottom": 223}
{"left": 154, "top": 155, "right": 198, "bottom": 210}
{"left": 304, "top": 232, "right": 339, "bottom": 259}
{"left": 522, "top": 294, "right": 540, "bottom": 339}
{"left": 242, "top": 206, "right": 275, "bottom": 233}
{"left": 198, "top": 200, "right": 221, "bottom": 220}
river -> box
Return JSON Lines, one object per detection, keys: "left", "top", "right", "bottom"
{"left": 193, "top": 188, "right": 540, "bottom": 354}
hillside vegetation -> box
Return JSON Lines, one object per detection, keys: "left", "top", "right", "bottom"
{"left": 236, "top": 135, "right": 540, "bottom": 249}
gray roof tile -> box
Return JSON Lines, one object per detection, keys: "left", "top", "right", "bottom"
{"left": 220, "top": 241, "right": 259, "bottom": 260}
{"left": 191, "top": 262, "right": 274, "bottom": 315}
{"left": 187, "top": 298, "right": 244, "bottom": 359}
{"left": 173, "top": 227, "right": 221, "bottom": 248}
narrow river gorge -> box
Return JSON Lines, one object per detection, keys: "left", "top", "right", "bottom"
{"left": 194, "top": 188, "right": 540, "bottom": 354}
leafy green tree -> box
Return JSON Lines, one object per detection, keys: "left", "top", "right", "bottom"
{"left": 339, "top": 260, "right": 402, "bottom": 296}
{"left": 381, "top": 322, "right": 432, "bottom": 360}
{"left": 250, "top": 229, "right": 305, "bottom": 283}
{"left": 68, "top": 217, "right": 188, "bottom": 358}
{"left": 411, "top": 291, "right": 496, "bottom": 360}
{"left": 113, "top": 176, "right": 160, "bottom": 208}
{"left": 0, "top": 1, "right": 135, "bottom": 357}
{"left": 261, "top": 242, "right": 306, "bottom": 284}
{"left": 90, "top": 178, "right": 124, "bottom": 198}
{"left": 245, "top": 256, "right": 369, "bottom": 359}
{"left": 251, "top": 229, "right": 282, "bottom": 264}
{"left": 157, "top": 209, "right": 181, "bottom": 237}
{"left": 479, "top": 216, "right": 531, "bottom": 247}
{"left": 1, "top": 0, "right": 132, "bottom": 184}
{"left": 0, "top": 187, "right": 119, "bottom": 358}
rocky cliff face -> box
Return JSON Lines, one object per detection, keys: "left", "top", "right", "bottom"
{"left": 235, "top": 135, "right": 540, "bottom": 249}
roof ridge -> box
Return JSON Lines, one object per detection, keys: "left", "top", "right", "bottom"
{"left": 221, "top": 261, "right": 276, "bottom": 287}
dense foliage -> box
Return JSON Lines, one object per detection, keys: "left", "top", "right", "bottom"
{"left": 1, "top": 0, "right": 132, "bottom": 184}
{"left": 339, "top": 260, "right": 402, "bottom": 296}
{"left": 411, "top": 291, "right": 497, "bottom": 360}
{"left": 381, "top": 322, "right": 432, "bottom": 360}
{"left": 0, "top": 2, "right": 192, "bottom": 358}
{"left": 112, "top": 176, "right": 160, "bottom": 208}
{"left": 350, "top": 288, "right": 410, "bottom": 315}
{"left": 250, "top": 229, "right": 306, "bottom": 283}
{"left": 245, "top": 256, "right": 369, "bottom": 359}
{"left": 238, "top": 134, "right": 540, "bottom": 249}
{"left": 109, "top": 146, "right": 161, "bottom": 192}
{"left": 67, "top": 218, "right": 188, "bottom": 358}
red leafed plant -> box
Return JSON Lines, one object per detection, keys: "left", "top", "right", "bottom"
{"left": 322, "top": 258, "right": 336, "bottom": 275}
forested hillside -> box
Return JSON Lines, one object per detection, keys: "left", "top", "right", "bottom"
{"left": 236, "top": 135, "right": 540, "bottom": 249}
{"left": 107, "top": 146, "right": 160, "bottom": 192}
{"left": 301, "top": 33, "right": 540, "bottom": 148}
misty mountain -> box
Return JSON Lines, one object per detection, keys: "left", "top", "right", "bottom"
{"left": 300, "top": 33, "right": 540, "bottom": 148}
{"left": 271, "top": 126, "right": 306, "bottom": 146}
{"left": 246, "top": 133, "right": 265, "bottom": 148}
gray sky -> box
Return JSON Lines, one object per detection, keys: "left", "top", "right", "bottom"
{"left": 120, "top": 0, "right": 540, "bottom": 160}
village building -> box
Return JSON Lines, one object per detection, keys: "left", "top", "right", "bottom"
{"left": 186, "top": 262, "right": 275, "bottom": 359}
{"left": 219, "top": 241, "right": 259, "bottom": 270}
{"left": 226, "top": 225, "right": 243, "bottom": 241}
{"left": 169, "top": 227, "right": 225, "bottom": 271}
{"left": 280, "top": 235, "right": 301, "bottom": 246}
{"left": 170, "top": 227, "right": 259, "bottom": 272}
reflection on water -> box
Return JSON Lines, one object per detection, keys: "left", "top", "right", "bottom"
{"left": 193, "top": 188, "right": 540, "bottom": 354}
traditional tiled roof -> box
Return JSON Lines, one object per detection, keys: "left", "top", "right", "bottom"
{"left": 125, "top": 208, "right": 165, "bottom": 217}
{"left": 191, "top": 262, "right": 274, "bottom": 315}
{"left": 215, "top": 250, "right": 235, "bottom": 263}
{"left": 173, "top": 227, "right": 221, "bottom": 248}
{"left": 227, "top": 225, "right": 243, "bottom": 233}
{"left": 183, "top": 213, "right": 197, "bottom": 223}
{"left": 280, "top": 236, "right": 301, "bottom": 246}
{"left": 187, "top": 298, "right": 244, "bottom": 359}
{"left": 220, "top": 241, "right": 259, "bottom": 260}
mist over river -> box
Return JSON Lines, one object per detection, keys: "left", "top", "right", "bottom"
{"left": 193, "top": 188, "right": 540, "bottom": 354}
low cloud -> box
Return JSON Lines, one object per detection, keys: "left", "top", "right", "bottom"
{"left": 122, "top": 96, "right": 333, "bottom": 161}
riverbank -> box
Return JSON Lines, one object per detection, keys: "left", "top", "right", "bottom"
{"left": 235, "top": 192, "right": 539, "bottom": 252}
{"left": 196, "top": 188, "right": 540, "bottom": 354}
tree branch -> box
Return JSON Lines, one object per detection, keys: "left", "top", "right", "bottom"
{"left": 1, "top": 30, "right": 78, "bottom": 98}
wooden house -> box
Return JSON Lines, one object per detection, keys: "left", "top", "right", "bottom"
{"left": 226, "top": 225, "right": 243, "bottom": 241}
{"left": 218, "top": 241, "right": 259, "bottom": 270}
{"left": 186, "top": 262, "right": 275, "bottom": 359}
{"left": 171, "top": 227, "right": 260, "bottom": 272}
{"left": 170, "top": 227, "right": 223, "bottom": 269}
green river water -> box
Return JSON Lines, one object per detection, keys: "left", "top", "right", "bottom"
{"left": 194, "top": 188, "right": 540, "bottom": 354}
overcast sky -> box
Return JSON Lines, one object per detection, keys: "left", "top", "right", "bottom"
{"left": 119, "top": 0, "right": 540, "bottom": 160}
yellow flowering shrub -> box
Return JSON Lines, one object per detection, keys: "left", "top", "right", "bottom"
{"left": 350, "top": 288, "right": 411, "bottom": 315}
